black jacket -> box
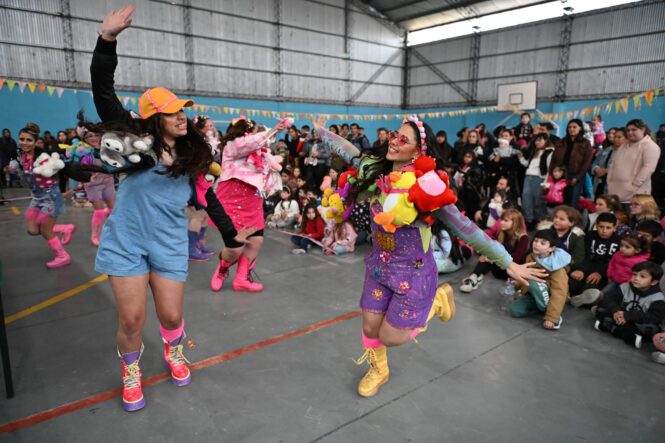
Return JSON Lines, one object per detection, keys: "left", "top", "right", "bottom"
{"left": 90, "top": 37, "right": 239, "bottom": 245}
{"left": 572, "top": 232, "right": 620, "bottom": 275}
{"left": 602, "top": 283, "right": 665, "bottom": 326}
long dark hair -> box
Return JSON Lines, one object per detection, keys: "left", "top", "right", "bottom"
{"left": 142, "top": 115, "right": 212, "bottom": 178}
{"left": 348, "top": 120, "right": 442, "bottom": 203}
{"left": 220, "top": 119, "right": 253, "bottom": 147}
{"left": 103, "top": 115, "right": 212, "bottom": 178}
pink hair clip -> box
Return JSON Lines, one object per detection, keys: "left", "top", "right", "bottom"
{"left": 403, "top": 115, "right": 427, "bottom": 154}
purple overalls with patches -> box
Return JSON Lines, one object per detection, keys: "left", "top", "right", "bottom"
{"left": 360, "top": 199, "right": 438, "bottom": 329}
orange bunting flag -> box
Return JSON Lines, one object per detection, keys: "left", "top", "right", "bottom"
{"left": 0, "top": 78, "right": 4, "bottom": 90}
{"left": 37, "top": 83, "right": 46, "bottom": 94}
{"left": 644, "top": 90, "right": 655, "bottom": 107}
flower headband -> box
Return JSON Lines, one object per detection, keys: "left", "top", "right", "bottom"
{"left": 403, "top": 115, "right": 427, "bottom": 155}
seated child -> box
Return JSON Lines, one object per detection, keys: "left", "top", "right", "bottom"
{"left": 634, "top": 219, "right": 665, "bottom": 265}
{"left": 595, "top": 261, "right": 665, "bottom": 349}
{"left": 484, "top": 190, "right": 507, "bottom": 229}
{"left": 431, "top": 220, "right": 470, "bottom": 274}
{"left": 291, "top": 204, "right": 324, "bottom": 254}
{"left": 510, "top": 229, "right": 571, "bottom": 330}
{"left": 569, "top": 213, "right": 620, "bottom": 308}
{"left": 461, "top": 209, "right": 529, "bottom": 293}
{"left": 267, "top": 186, "right": 300, "bottom": 229}
{"left": 538, "top": 205, "right": 585, "bottom": 268}
{"left": 605, "top": 234, "right": 649, "bottom": 292}
{"left": 323, "top": 220, "right": 357, "bottom": 255}
{"left": 614, "top": 209, "right": 631, "bottom": 237}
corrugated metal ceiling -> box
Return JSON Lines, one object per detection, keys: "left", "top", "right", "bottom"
{"left": 365, "top": 0, "right": 550, "bottom": 31}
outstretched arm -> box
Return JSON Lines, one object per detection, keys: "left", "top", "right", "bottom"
{"left": 434, "top": 204, "right": 546, "bottom": 285}
{"left": 311, "top": 116, "right": 361, "bottom": 166}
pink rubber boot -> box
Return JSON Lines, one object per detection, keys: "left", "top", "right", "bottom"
{"left": 91, "top": 209, "right": 105, "bottom": 246}
{"left": 232, "top": 256, "right": 263, "bottom": 292}
{"left": 46, "top": 237, "right": 71, "bottom": 268}
{"left": 210, "top": 259, "right": 235, "bottom": 291}
{"left": 53, "top": 224, "right": 76, "bottom": 245}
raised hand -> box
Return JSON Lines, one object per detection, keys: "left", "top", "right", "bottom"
{"left": 311, "top": 115, "right": 327, "bottom": 132}
{"left": 100, "top": 4, "right": 135, "bottom": 41}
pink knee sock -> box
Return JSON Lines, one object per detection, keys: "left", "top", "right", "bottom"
{"left": 410, "top": 329, "right": 420, "bottom": 340}
{"left": 362, "top": 330, "right": 383, "bottom": 349}
{"left": 92, "top": 209, "right": 106, "bottom": 225}
{"left": 160, "top": 319, "right": 185, "bottom": 346}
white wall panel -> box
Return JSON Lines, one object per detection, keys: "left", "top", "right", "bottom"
{"left": 411, "top": 37, "right": 472, "bottom": 64}
{"left": 193, "top": 65, "right": 276, "bottom": 97}
{"left": 70, "top": 0, "right": 185, "bottom": 30}
{"left": 479, "top": 21, "right": 561, "bottom": 55}
{"left": 193, "top": 39, "right": 275, "bottom": 71}
{"left": 409, "top": 62, "right": 469, "bottom": 85}
{"left": 282, "top": 27, "right": 345, "bottom": 54}
{"left": 478, "top": 49, "right": 559, "bottom": 78}
{"left": 0, "top": 44, "right": 69, "bottom": 80}
{"left": 350, "top": 41, "right": 402, "bottom": 66}
{"left": 566, "top": 64, "right": 665, "bottom": 98}
{"left": 282, "top": 75, "right": 347, "bottom": 102}
{"left": 191, "top": 10, "right": 275, "bottom": 47}
{"left": 1, "top": 0, "right": 60, "bottom": 13}
{"left": 281, "top": 51, "right": 347, "bottom": 79}
{"left": 349, "top": 10, "right": 402, "bottom": 47}
{"left": 568, "top": 34, "right": 664, "bottom": 69}
{"left": 0, "top": 9, "right": 64, "bottom": 47}
{"left": 570, "top": 2, "right": 664, "bottom": 42}
{"left": 281, "top": 0, "right": 344, "bottom": 35}
{"left": 350, "top": 61, "right": 402, "bottom": 85}
{"left": 191, "top": 0, "right": 274, "bottom": 21}
{"left": 409, "top": 83, "right": 471, "bottom": 105}
{"left": 352, "top": 83, "right": 401, "bottom": 105}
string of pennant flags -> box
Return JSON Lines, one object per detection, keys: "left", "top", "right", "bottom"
{"left": 0, "top": 76, "right": 660, "bottom": 122}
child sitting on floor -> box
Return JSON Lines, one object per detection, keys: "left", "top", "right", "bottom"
{"left": 510, "top": 229, "right": 570, "bottom": 330}
{"left": 635, "top": 219, "right": 665, "bottom": 265}
{"left": 460, "top": 209, "right": 529, "bottom": 293}
{"left": 291, "top": 204, "right": 324, "bottom": 254}
{"left": 606, "top": 234, "right": 649, "bottom": 293}
{"left": 569, "top": 213, "right": 620, "bottom": 308}
{"left": 267, "top": 186, "right": 300, "bottom": 229}
{"left": 595, "top": 261, "right": 665, "bottom": 349}
{"left": 323, "top": 220, "right": 357, "bottom": 255}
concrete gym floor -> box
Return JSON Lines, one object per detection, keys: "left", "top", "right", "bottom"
{"left": 1, "top": 187, "right": 664, "bottom": 442}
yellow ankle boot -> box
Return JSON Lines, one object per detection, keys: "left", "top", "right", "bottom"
{"left": 355, "top": 346, "right": 389, "bottom": 397}
{"left": 422, "top": 284, "right": 456, "bottom": 332}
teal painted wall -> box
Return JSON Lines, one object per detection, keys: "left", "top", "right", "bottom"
{"left": 0, "top": 84, "right": 662, "bottom": 143}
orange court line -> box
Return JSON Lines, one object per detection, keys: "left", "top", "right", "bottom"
{"left": 0, "top": 310, "right": 362, "bottom": 434}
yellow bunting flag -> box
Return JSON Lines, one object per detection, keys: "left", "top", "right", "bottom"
{"left": 27, "top": 82, "right": 36, "bottom": 93}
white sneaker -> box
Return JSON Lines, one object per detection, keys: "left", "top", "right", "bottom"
{"left": 551, "top": 316, "right": 563, "bottom": 330}
{"left": 570, "top": 289, "right": 601, "bottom": 308}
{"left": 291, "top": 248, "right": 306, "bottom": 255}
{"left": 460, "top": 275, "right": 482, "bottom": 293}
{"left": 594, "top": 320, "right": 601, "bottom": 331}
{"left": 651, "top": 352, "right": 665, "bottom": 365}
{"left": 635, "top": 334, "right": 643, "bottom": 349}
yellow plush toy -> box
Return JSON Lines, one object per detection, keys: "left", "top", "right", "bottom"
{"left": 373, "top": 171, "right": 418, "bottom": 233}
{"left": 321, "top": 188, "right": 346, "bottom": 224}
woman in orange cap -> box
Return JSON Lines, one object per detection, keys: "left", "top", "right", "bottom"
{"left": 91, "top": 5, "right": 253, "bottom": 412}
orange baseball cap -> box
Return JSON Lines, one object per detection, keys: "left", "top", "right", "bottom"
{"left": 138, "top": 86, "right": 194, "bottom": 119}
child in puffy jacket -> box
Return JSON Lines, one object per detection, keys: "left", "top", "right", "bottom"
{"left": 324, "top": 220, "right": 357, "bottom": 255}
{"left": 604, "top": 234, "right": 649, "bottom": 296}
{"left": 543, "top": 165, "right": 567, "bottom": 207}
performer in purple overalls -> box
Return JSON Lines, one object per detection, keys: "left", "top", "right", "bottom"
{"left": 313, "top": 115, "right": 546, "bottom": 397}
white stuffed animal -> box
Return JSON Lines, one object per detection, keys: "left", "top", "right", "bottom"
{"left": 100, "top": 132, "right": 155, "bottom": 168}
{"left": 32, "top": 152, "right": 65, "bottom": 178}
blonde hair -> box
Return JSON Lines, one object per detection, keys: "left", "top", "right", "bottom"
{"left": 632, "top": 194, "right": 661, "bottom": 221}
{"left": 497, "top": 208, "right": 526, "bottom": 246}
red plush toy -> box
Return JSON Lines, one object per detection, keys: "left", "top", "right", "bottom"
{"left": 407, "top": 156, "right": 457, "bottom": 214}
{"left": 337, "top": 166, "right": 358, "bottom": 190}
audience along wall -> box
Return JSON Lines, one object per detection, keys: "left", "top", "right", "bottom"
{"left": 0, "top": 0, "right": 405, "bottom": 107}
{"left": 406, "top": 0, "right": 665, "bottom": 107}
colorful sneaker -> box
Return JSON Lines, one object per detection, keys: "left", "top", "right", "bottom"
{"left": 163, "top": 336, "right": 192, "bottom": 387}
{"left": 118, "top": 345, "right": 145, "bottom": 412}
{"left": 460, "top": 274, "right": 482, "bottom": 293}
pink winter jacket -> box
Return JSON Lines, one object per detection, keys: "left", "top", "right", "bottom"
{"left": 220, "top": 131, "right": 282, "bottom": 195}
{"left": 324, "top": 222, "right": 358, "bottom": 252}
{"left": 544, "top": 176, "right": 566, "bottom": 205}
{"left": 607, "top": 251, "right": 649, "bottom": 284}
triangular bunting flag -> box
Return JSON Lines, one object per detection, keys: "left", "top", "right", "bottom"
{"left": 47, "top": 85, "right": 56, "bottom": 96}
{"left": 123, "top": 96, "right": 131, "bottom": 106}
{"left": 27, "top": 82, "right": 36, "bottom": 93}
{"left": 645, "top": 90, "right": 654, "bottom": 107}
{"left": 18, "top": 81, "right": 26, "bottom": 93}
{"left": 56, "top": 87, "right": 64, "bottom": 97}
{"left": 129, "top": 97, "right": 137, "bottom": 106}
{"left": 37, "top": 83, "right": 46, "bottom": 94}
{"left": 6, "top": 80, "right": 16, "bottom": 91}
{"left": 0, "top": 78, "right": 5, "bottom": 90}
